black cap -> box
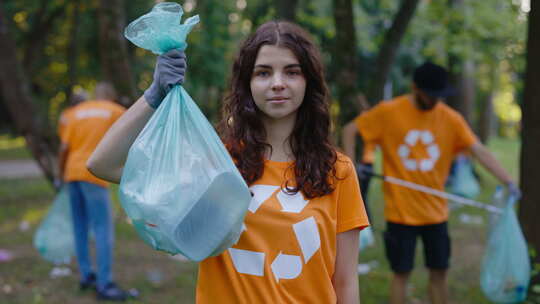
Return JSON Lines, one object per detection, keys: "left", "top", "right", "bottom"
{"left": 413, "top": 62, "right": 455, "bottom": 98}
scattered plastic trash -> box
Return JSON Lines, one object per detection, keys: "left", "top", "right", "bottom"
{"left": 0, "top": 249, "right": 13, "bottom": 262}
{"left": 127, "top": 288, "right": 140, "bottom": 298}
{"left": 359, "top": 226, "right": 375, "bottom": 251}
{"left": 19, "top": 220, "right": 30, "bottom": 232}
{"left": 458, "top": 213, "right": 484, "bottom": 225}
{"left": 357, "top": 260, "right": 379, "bottom": 275}
{"left": 49, "top": 266, "right": 72, "bottom": 279}
{"left": 146, "top": 269, "right": 164, "bottom": 285}
{"left": 2, "top": 284, "right": 12, "bottom": 294}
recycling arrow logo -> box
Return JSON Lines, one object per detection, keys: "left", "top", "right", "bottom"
{"left": 228, "top": 185, "right": 321, "bottom": 282}
{"left": 398, "top": 129, "right": 440, "bottom": 172}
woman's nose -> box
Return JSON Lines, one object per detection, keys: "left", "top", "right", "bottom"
{"left": 271, "top": 73, "right": 285, "bottom": 90}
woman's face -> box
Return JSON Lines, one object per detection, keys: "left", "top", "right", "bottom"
{"left": 250, "top": 45, "right": 306, "bottom": 122}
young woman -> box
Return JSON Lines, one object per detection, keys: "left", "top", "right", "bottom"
{"left": 88, "top": 21, "right": 368, "bottom": 303}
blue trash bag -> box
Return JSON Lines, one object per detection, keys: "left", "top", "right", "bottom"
{"left": 480, "top": 188, "right": 530, "bottom": 303}
{"left": 121, "top": 2, "right": 251, "bottom": 261}
{"left": 447, "top": 154, "right": 480, "bottom": 199}
{"left": 33, "top": 186, "right": 75, "bottom": 264}
{"left": 359, "top": 227, "right": 375, "bottom": 251}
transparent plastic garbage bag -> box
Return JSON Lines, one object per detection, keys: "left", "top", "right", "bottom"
{"left": 33, "top": 186, "right": 75, "bottom": 264}
{"left": 124, "top": 2, "right": 200, "bottom": 55}
{"left": 359, "top": 226, "right": 375, "bottom": 251}
{"left": 480, "top": 188, "right": 530, "bottom": 303}
{"left": 447, "top": 154, "right": 480, "bottom": 199}
{"left": 121, "top": 2, "right": 251, "bottom": 261}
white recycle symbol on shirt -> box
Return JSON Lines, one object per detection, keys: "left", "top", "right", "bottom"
{"left": 228, "top": 185, "right": 321, "bottom": 282}
{"left": 398, "top": 129, "right": 440, "bottom": 172}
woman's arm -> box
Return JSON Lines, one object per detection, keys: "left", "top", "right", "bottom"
{"left": 333, "top": 228, "right": 361, "bottom": 304}
{"left": 87, "top": 49, "right": 187, "bottom": 183}
{"left": 87, "top": 97, "right": 154, "bottom": 183}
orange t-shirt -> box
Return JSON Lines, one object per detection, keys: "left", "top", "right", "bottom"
{"left": 355, "top": 95, "right": 477, "bottom": 225}
{"left": 59, "top": 100, "right": 125, "bottom": 187}
{"left": 58, "top": 107, "right": 75, "bottom": 141}
{"left": 196, "top": 153, "right": 369, "bottom": 303}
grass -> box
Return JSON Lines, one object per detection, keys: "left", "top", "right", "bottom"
{"left": 0, "top": 136, "right": 524, "bottom": 303}
{"left": 0, "top": 136, "right": 32, "bottom": 160}
{"left": 0, "top": 182, "right": 198, "bottom": 304}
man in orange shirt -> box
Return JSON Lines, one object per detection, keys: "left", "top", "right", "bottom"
{"left": 342, "top": 62, "right": 520, "bottom": 304}
{"left": 58, "top": 83, "right": 130, "bottom": 301}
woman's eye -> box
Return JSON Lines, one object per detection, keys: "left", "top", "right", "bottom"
{"left": 287, "top": 70, "right": 302, "bottom": 76}
{"left": 254, "top": 70, "right": 269, "bottom": 77}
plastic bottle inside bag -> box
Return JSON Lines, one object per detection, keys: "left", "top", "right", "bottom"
{"left": 173, "top": 171, "right": 247, "bottom": 261}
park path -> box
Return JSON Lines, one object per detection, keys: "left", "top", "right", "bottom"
{"left": 0, "top": 160, "right": 43, "bottom": 179}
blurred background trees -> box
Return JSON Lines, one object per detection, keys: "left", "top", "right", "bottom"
{"left": 0, "top": 0, "right": 527, "bottom": 147}
{"left": 0, "top": 0, "right": 536, "bottom": 293}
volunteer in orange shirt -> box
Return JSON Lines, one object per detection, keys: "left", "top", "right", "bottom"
{"left": 58, "top": 83, "right": 131, "bottom": 301}
{"left": 88, "top": 21, "right": 369, "bottom": 303}
{"left": 342, "top": 62, "right": 519, "bottom": 304}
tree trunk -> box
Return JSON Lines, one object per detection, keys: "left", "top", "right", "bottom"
{"left": 22, "top": 4, "right": 65, "bottom": 75}
{"left": 65, "top": 0, "right": 82, "bottom": 101}
{"left": 275, "top": 0, "right": 298, "bottom": 22}
{"left": 448, "top": 58, "right": 476, "bottom": 124}
{"left": 332, "top": 0, "right": 359, "bottom": 125}
{"left": 97, "top": 0, "right": 137, "bottom": 103}
{"left": 478, "top": 67, "right": 498, "bottom": 143}
{"left": 446, "top": 0, "right": 476, "bottom": 124}
{"left": 478, "top": 92, "right": 494, "bottom": 143}
{"left": 519, "top": 0, "right": 540, "bottom": 291}
{"left": 0, "top": 6, "right": 58, "bottom": 183}
{"left": 366, "top": 0, "right": 420, "bottom": 105}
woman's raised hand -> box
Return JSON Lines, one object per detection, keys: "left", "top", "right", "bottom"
{"left": 144, "top": 49, "right": 187, "bottom": 109}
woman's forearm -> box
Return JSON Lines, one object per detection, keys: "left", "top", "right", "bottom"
{"left": 334, "top": 277, "right": 360, "bottom": 304}
{"left": 87, "top": 96, "right": 155, "bottom": 183}
{"left": 333, "top": 228, "right": 361, "bottom": 304}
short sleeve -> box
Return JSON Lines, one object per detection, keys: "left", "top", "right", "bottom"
{"left": 354, "top": 103, "right": 386, "bottom": 144}
{"left": 453, "top": 112, "right": 478, "bottom": 153}
{"left": 112, "top": 105, "right": 126, "bottom": 121}
{"left": 336, "top": 157, "right": 370, "bottom": 233}
{"left": 58, "top": 111, "right": 71, "bottom": 143}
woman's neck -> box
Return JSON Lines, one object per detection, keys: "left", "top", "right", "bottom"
{"left": 262, "top": 114, "right": 296, "bottom": 162}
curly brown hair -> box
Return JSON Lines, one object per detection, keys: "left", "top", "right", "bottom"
{"left": 218, "top": 21, "right": 338, "bottom": 199}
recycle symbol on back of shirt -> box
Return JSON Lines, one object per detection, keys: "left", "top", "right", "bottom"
{"left": 398, "top": 129, "right": 440, "bottom": 172}
{"left": 227, "top": 185, "right": 321, "bottom": 282}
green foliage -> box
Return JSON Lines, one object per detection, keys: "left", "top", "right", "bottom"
{"left": 185, "top": 0, "right": 241, "bottom": 122}
{"left": 1, "top": 0, "right": 528, "bottom": 137}
{"left": 372, "top": 0, "right": 527, "bottom": 98}
{"left": 527, "top": 248, "right": 540, "bottom": 303}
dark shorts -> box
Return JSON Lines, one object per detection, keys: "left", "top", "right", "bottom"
{"left": 384, "top": 221, "right": 450, "bottom": 273}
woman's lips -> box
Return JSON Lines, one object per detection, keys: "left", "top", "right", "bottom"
{"left": 268, "top": 97, "right": 289, "bottom": 104}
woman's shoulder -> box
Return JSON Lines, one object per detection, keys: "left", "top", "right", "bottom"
{"left": 334, "top": 151, "right": 355, "bottom": 178}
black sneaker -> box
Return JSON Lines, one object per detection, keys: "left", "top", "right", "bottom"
{"left": 80, "top": 273, "right": 96, "bottom": 291}
{"left": 96, "top": 282, "right": 130, "bottom": 302}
